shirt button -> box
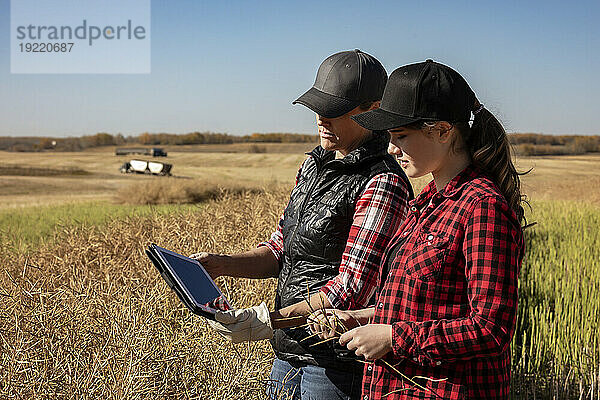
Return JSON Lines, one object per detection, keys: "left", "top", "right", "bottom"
{"left": 378, "top": 302, "right": 384, "bottom": 308}
{"left": 367, "top": 365, "right": 373, "bottom": 371}
{"left": 402, "top": 231, "right": 408, "bottom": 236}
{"left": 364, "top": 396, "right": 369, "bottom": 400}
{"left": 427, "top": 234, "right": 434, "bottom": 240}
{"left": 436, "top": 361, "right": 442, "bottom": 366}
{"left": 413, "top": 357, "right": 418, "bottom": 362}
{"left": 410, "top": 206, "right": 417, "bottom": 212}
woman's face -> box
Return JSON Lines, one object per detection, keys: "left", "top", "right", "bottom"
{"left": 388, "top": 126, "right": 447, "bottom": 178}
{"left": 316, "top": 106, "right": 371, "bottom": 155}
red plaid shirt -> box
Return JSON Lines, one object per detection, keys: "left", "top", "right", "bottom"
{"left": 364, "top": 165, "right": 524, "bottom": 400}
{"left": 260, "top": 160, "right": 410, "bottom": 309}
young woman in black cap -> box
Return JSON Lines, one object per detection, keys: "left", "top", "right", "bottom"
{"left": 192, "top": 50, "right": 413, "bottom": 400}
{"left": 309, "top": 60, "right": 526, "bottom": 399}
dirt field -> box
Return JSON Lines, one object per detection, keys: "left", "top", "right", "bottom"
{"left": 1, "top": 147, "right": 599, "bottom": 208}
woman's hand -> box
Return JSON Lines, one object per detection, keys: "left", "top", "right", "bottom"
{"left": 189, "top": 247, "right": 279, "bottom": 279}
{"left": 207, "top": 302, "right": 273, "bottom": 343}
{"left": 189, "top": 252, "right": 229, "bottom": 278}
{"left": 307, "top": 307, "right": 375, "bottom": 339}
{"left": 307, "top": 309, "right": 360, "bottom": 339}
{"left": 339, "top": 324, "right": 393, "bottom": 361}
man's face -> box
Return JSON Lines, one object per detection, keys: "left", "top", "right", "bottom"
{"left": 316, "top": 106, "right": 371, "bottom": 155}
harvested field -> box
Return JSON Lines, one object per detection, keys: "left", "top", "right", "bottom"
{"left": 0, "top": 149, "right": 307, "bottom": 208}
{"left": 0, "top": 165, "right": 89, "bottom": 176}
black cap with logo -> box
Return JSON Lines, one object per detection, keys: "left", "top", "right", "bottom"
{"left": 352, "top": 59, "right": 476, "bottom": 130}
{"left": 293, "top": 49, "right": 388, "bottom": 119}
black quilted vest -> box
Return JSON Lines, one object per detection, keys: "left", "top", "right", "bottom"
{"left": 271, "top": 130, "right": 413, "bottom": 368}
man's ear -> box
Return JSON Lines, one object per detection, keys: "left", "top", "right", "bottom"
{"left": 436, "top": 121, "right": 454, "bottom": 143}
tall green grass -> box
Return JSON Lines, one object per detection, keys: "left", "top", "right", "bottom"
{"left": 2, "top": 201, "right": 199, "bottom": 252}
{"left": 512, "top": 200, "right": 600, "bottom": 398}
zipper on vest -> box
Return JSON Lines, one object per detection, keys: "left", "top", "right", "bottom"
{"left": 280, "top": 156, "right": 326, "bottom": 303}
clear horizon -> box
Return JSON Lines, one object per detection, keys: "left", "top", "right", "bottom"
{"left": 0, "top": 0, "right": 598, "bottom": 137}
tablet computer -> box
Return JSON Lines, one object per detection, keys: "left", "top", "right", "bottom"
{"left": 146, "top": 243, "right": 231, "bottom": 320}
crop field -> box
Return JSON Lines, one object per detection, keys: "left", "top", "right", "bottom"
{"left": 0, "top": 143, "right": 314, "bottom": 209}
{"left": 1, "top": 148, "right": 599, "bottom": 399}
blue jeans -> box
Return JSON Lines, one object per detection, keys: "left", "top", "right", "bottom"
{"left": 266, "top": 357, "right": 363, "bottom": 400}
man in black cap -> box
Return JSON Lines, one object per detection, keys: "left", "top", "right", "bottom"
{"left": 193, "top": 50, "right": 413, "bottom": 399}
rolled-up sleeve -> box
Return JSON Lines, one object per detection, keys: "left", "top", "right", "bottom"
{"left": 320, "top": 172, "right": 410, "bottom": 309}
{"left": 258, "top": 216, "right": 285, "bottom": 262}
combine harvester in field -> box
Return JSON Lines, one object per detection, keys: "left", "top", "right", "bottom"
{"left": 119, "top": 159, "right": 172, "bottom": 176}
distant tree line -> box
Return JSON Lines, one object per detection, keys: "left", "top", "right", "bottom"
{"left": 509, "top": 133, "right": 600, "bottom": 156}
{"left": 0, "top": 131, "right": 319, "bottom": 152}
{"left": 0, "top": 133, "right": 128, "bottom": 152}
{"left": 1, "top": 131, "right": 599, "bottom": 155}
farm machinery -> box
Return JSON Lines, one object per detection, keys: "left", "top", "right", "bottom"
{"left": 115, "top": 147, "right": 167, "bottom": 157}
{"left": 119, "top": 159, "right": 172, "bottom": 176}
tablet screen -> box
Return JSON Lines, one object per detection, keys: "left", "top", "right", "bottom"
{"left": 159, "top": 251, "right": 229, "bottom": 311}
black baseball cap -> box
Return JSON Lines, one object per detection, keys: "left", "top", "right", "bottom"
{"left": 352, "top": 59, "right": 476, "bottom": 130}
{"left": 293, "top": 49, "right": 388, "bottom": 119}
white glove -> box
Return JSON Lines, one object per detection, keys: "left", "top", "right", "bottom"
{"left": 207, "top": 302, "right": 273, "bottom": 343}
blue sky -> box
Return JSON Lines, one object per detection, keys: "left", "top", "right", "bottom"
{"left": 0, "top": 0, "right": 598, "bottom": 137}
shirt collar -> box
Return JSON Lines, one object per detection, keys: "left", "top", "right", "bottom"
{"left": 409, "top": 164, "right": 481, "bottom": 208}
{"left": 440, "top": 164, "right": 481, "bottom": 198}
{"left": 410, "top": 180, "right": 436, "bottom": 209}
{"left": 307, "top": 130, "right": 390, "bottom": 166}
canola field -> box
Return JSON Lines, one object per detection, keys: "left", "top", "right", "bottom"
{"left": 1, "top": 150, "right": 599, "bottom": 399}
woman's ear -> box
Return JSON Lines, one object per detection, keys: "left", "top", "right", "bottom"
{"left": 436, "top": 121, "right": 454, "bottom": 143}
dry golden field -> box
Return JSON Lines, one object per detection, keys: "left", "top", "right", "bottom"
{"left": 1, "top": 191, "right": 286, "bottom": 399}
{"left": 1, "top": 147, "right": 599, "bottom": 399}
{"left": 0, "top": 144, "right": 313, "bottom": 208}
